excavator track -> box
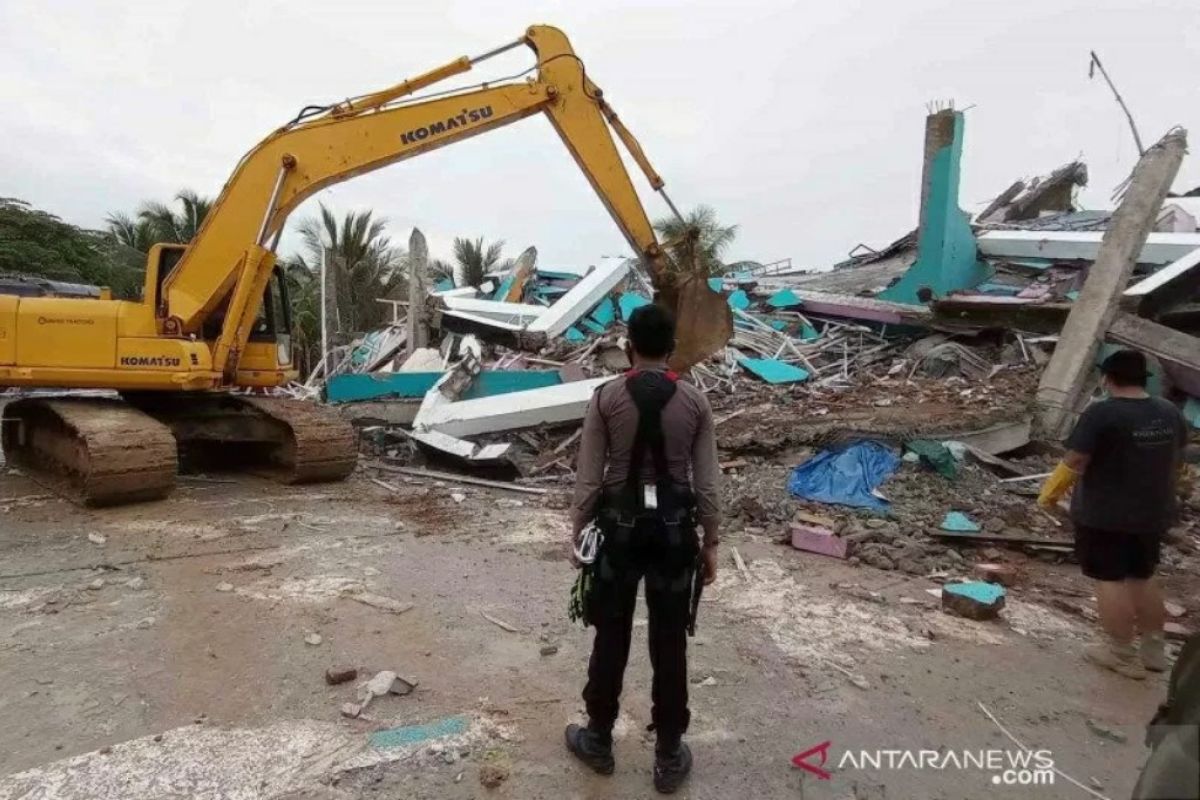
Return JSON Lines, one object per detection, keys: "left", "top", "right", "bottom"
{"left": 123, "top": 393, "right": 357, "bottom": 486}
{"left": 1, "top": 397, "right": 178, "bottom": 506}
{"left": 234, "top": 396, "right": 358, "bottom": 483}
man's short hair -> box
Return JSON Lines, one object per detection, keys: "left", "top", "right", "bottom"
{"left": 628, "top": 304, "right": 675, "bottom": 359}
{"left": 1100, "top": 349, "right": 1149, "bottom": 387}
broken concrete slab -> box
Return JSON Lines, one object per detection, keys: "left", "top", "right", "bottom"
{"left": 414, "top": 376, "right": 615, "bottom": 438}
{"left": 409, "top": 429, "right": 513, "bottom": 468}
{"left": 500, "top": 246, "right": 537, "bottom": 303}
{"left": 789, "top": 523, "right": 847, "bottom": 559}
{"left": 942, "top": 581, "right": 1006, "bottom": 620}
{"left": 1124, "top": 243, "right": 1200, "bottom": 316}
{"left": 738, "top": 356, "right": 809, "bottom": 384}
{"left": 1038, "top": 129, "right": 1188, "bottom": 439}
{"left": 526, "top": 259, "right": 629, "bottom": 339}
{"left": 1109, "top": 312, "right": 1200, "bottom": 397}
{"left": 977, "top": 230, "right": 1200, "bottom": 266}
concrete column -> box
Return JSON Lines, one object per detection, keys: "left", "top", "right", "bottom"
{"left": 1037, "top": 129, "right": 1188, "bottom": 439}
{"left": 879, "top": 109, "right": 989, "bottom": 303}
{"left": 407, "top": 228, "right": 430, "bottom": 353}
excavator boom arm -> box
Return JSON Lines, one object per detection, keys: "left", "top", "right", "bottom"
{"left": 163, "top": 25, "right": 730, "bottom": 371}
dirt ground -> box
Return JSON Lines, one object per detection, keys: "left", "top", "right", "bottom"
{"left": 0, "top": 467, "right": 1180, "bottom": 800}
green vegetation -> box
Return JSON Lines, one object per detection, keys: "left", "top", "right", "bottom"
{"left": 653, "top": 204, "right": 739, "bottom": 275}
{"left": 0, "top": 197, "right": 144, "bottom": 297}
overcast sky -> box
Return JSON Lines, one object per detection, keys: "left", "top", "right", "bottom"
{"left": 2, "top": 0, "right": 1198, "bottom": 273}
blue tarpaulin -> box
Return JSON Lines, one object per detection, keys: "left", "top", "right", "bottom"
{"left": 707, "top": 277, "right": 724, "bottom": 292}
{"left": 799, "top": 322, "right": 821, "bottom": 341}
{"left": 434, "top": 278, "right": 455, "bottom": 292}
{"left": 564, "top": 327, "right": 587, "bottom": 343}
{"left": 787, "top": 441, "right": 900, "bottom": 510}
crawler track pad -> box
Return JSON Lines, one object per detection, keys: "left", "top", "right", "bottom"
{"left": 2, "top": 398, "right": 177, "bottom": 506}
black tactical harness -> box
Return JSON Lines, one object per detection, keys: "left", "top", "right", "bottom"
{"left": 590, "top": 370, "right": 701, "bottom": 621}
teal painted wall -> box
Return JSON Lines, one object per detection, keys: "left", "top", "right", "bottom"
{"left": 326, "top": 370, "right": 562, "bottom": 404}
{"left": 880, "top": 112, "right": 990, "bottom": 304}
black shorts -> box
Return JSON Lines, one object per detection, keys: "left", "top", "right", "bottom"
{"left": 1075, "top": 525, "right": 1161, "bottom": 581}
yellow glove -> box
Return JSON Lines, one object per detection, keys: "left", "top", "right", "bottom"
{"left": 1037, "top": 462, "right": 1079, "bottom": 509}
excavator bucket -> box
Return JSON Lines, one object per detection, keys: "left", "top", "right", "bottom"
{"left": 649, "top": 233, "right": 733, "bottom": 372}
{"left": 667, "top": 275, "right": 734, "bottom": 373}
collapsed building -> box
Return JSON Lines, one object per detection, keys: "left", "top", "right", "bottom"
{"left": 304, "top": 109, "right": 1197, "bottom": 594}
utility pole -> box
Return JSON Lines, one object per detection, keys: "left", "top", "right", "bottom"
{"left": 1089, "top": 50, "right": 1146, "bottom": 157}
{"left": 320, "top": 246, "right": 330, "bottom": 378}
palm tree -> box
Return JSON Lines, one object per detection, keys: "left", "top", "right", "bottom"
{"left": 104, "top": 213, "right": 158, "bottom": 253}
{"left": 450, "top": 236, "right": 505, "bottom": 288}
{"left": 653, "top": 205, "right": 738, "bottom": 275}
{"left": 105, "top": 189, "right": 214, "bottom": 252}
{"left": 295, "top": 203, "right": 407, "bottom": 336}
{"left": 137, "top": 189, "right": 214, "bottom": 244}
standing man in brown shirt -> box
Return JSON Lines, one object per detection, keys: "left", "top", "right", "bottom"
{"left": 565, "top": 304, "right": 720, "bottom": 794}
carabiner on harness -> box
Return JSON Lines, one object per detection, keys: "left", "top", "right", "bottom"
{"left": 574, "top": 522, "right": 603, "bottom": 565}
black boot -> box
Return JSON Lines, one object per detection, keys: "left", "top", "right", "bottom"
{"left": 565, "top": 723, "right": 615, "bottom": 775}
{"left": 653, "top": 738, "right": 692, "bottom": 794}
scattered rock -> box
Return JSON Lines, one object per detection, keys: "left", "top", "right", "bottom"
{"left": 136, "top": 617, "right": 156, "bottom": 629}
{"left": 99, "top": 746, "right": 112, "bottom": 755}
{"left": 325, "top": 666, "right": 358, "bottom": 685}
{"left": 365, "top": 670, "right": 399, "bottom": 697}
{"left": 896, "top": 558, "right": 925, "bottom": 576}
{"left": 697, "top": 676, "right": 718, "bottom": 687}
{"left": 153, "top": 734, "right": 163, "bottom": 743}
{"left": 973, "top": 562, "right": 1021, "bottom": 587}
{"left": 450, "top": 492, "right": 467, "bottom": 504}
{"left": 344, "top": 592, "right": 415, "bottom": 615}
{"left": 942, "top": 582, "right": 1006, "bottom": 621}
{"left": 340, "top": 702, "right": 362, "bottom": 718}
{"left": 479, "top": 763, "right": 510, "bottom": 789}
{"left": 125, "top": 577, "right": 146, "bottom": 591}
{"left": 215, "top": 582, "right": 234, "bottom": 593}
{"left": 860, "top": 552, "right": 896, "bottom": 571}
{"left": 87, "top": 533, "right": 107, "bottom": 545}
{"left": 864, "top": 518, "right": 889, "bottom": 529}
{"left": 1165, "top": 601, "right": 1186, "bottom": 618}
{"left": 539, "top": 644, "right": 559, "bottom": 657}
{"left": 87, "top": 578, "right": 105, "bottom": 591}
{"left": 1165, "top": 621, "right": 1193, "bottom": 641}
{"left": 304, "top": 632, "right": 323, "bottom": 646}
{"left": 1086, "top": 719, "right": 1127, "bottom": 744}
{"left": 363, "top": 567, "right": 381, "bottom": 577}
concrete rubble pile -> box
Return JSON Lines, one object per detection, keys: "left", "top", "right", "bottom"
{"left": 309, "top": 109, "right": 1198, "bottom": 632}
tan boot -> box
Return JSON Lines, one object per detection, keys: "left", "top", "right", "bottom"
{"left": 1085, "top": 639, "right": 1147, "bottom": 680}
{"left": 1140, "top": 632, "right": 1168, "bottom": 672}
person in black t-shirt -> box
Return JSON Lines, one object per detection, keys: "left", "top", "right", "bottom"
{"left": 1039, "top": 350, "right": 1187, "bottom": 680}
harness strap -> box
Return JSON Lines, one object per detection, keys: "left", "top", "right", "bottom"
{"left": 624, "top": 369, "right": 678, "bottom": 497}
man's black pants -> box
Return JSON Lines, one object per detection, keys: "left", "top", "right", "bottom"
{"left": 582, "top": 557, "right": 693, "bottom": 745}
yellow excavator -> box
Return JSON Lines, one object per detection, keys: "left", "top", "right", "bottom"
{"left": 0, "top": 24, "right": 732, "bottom": 506}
